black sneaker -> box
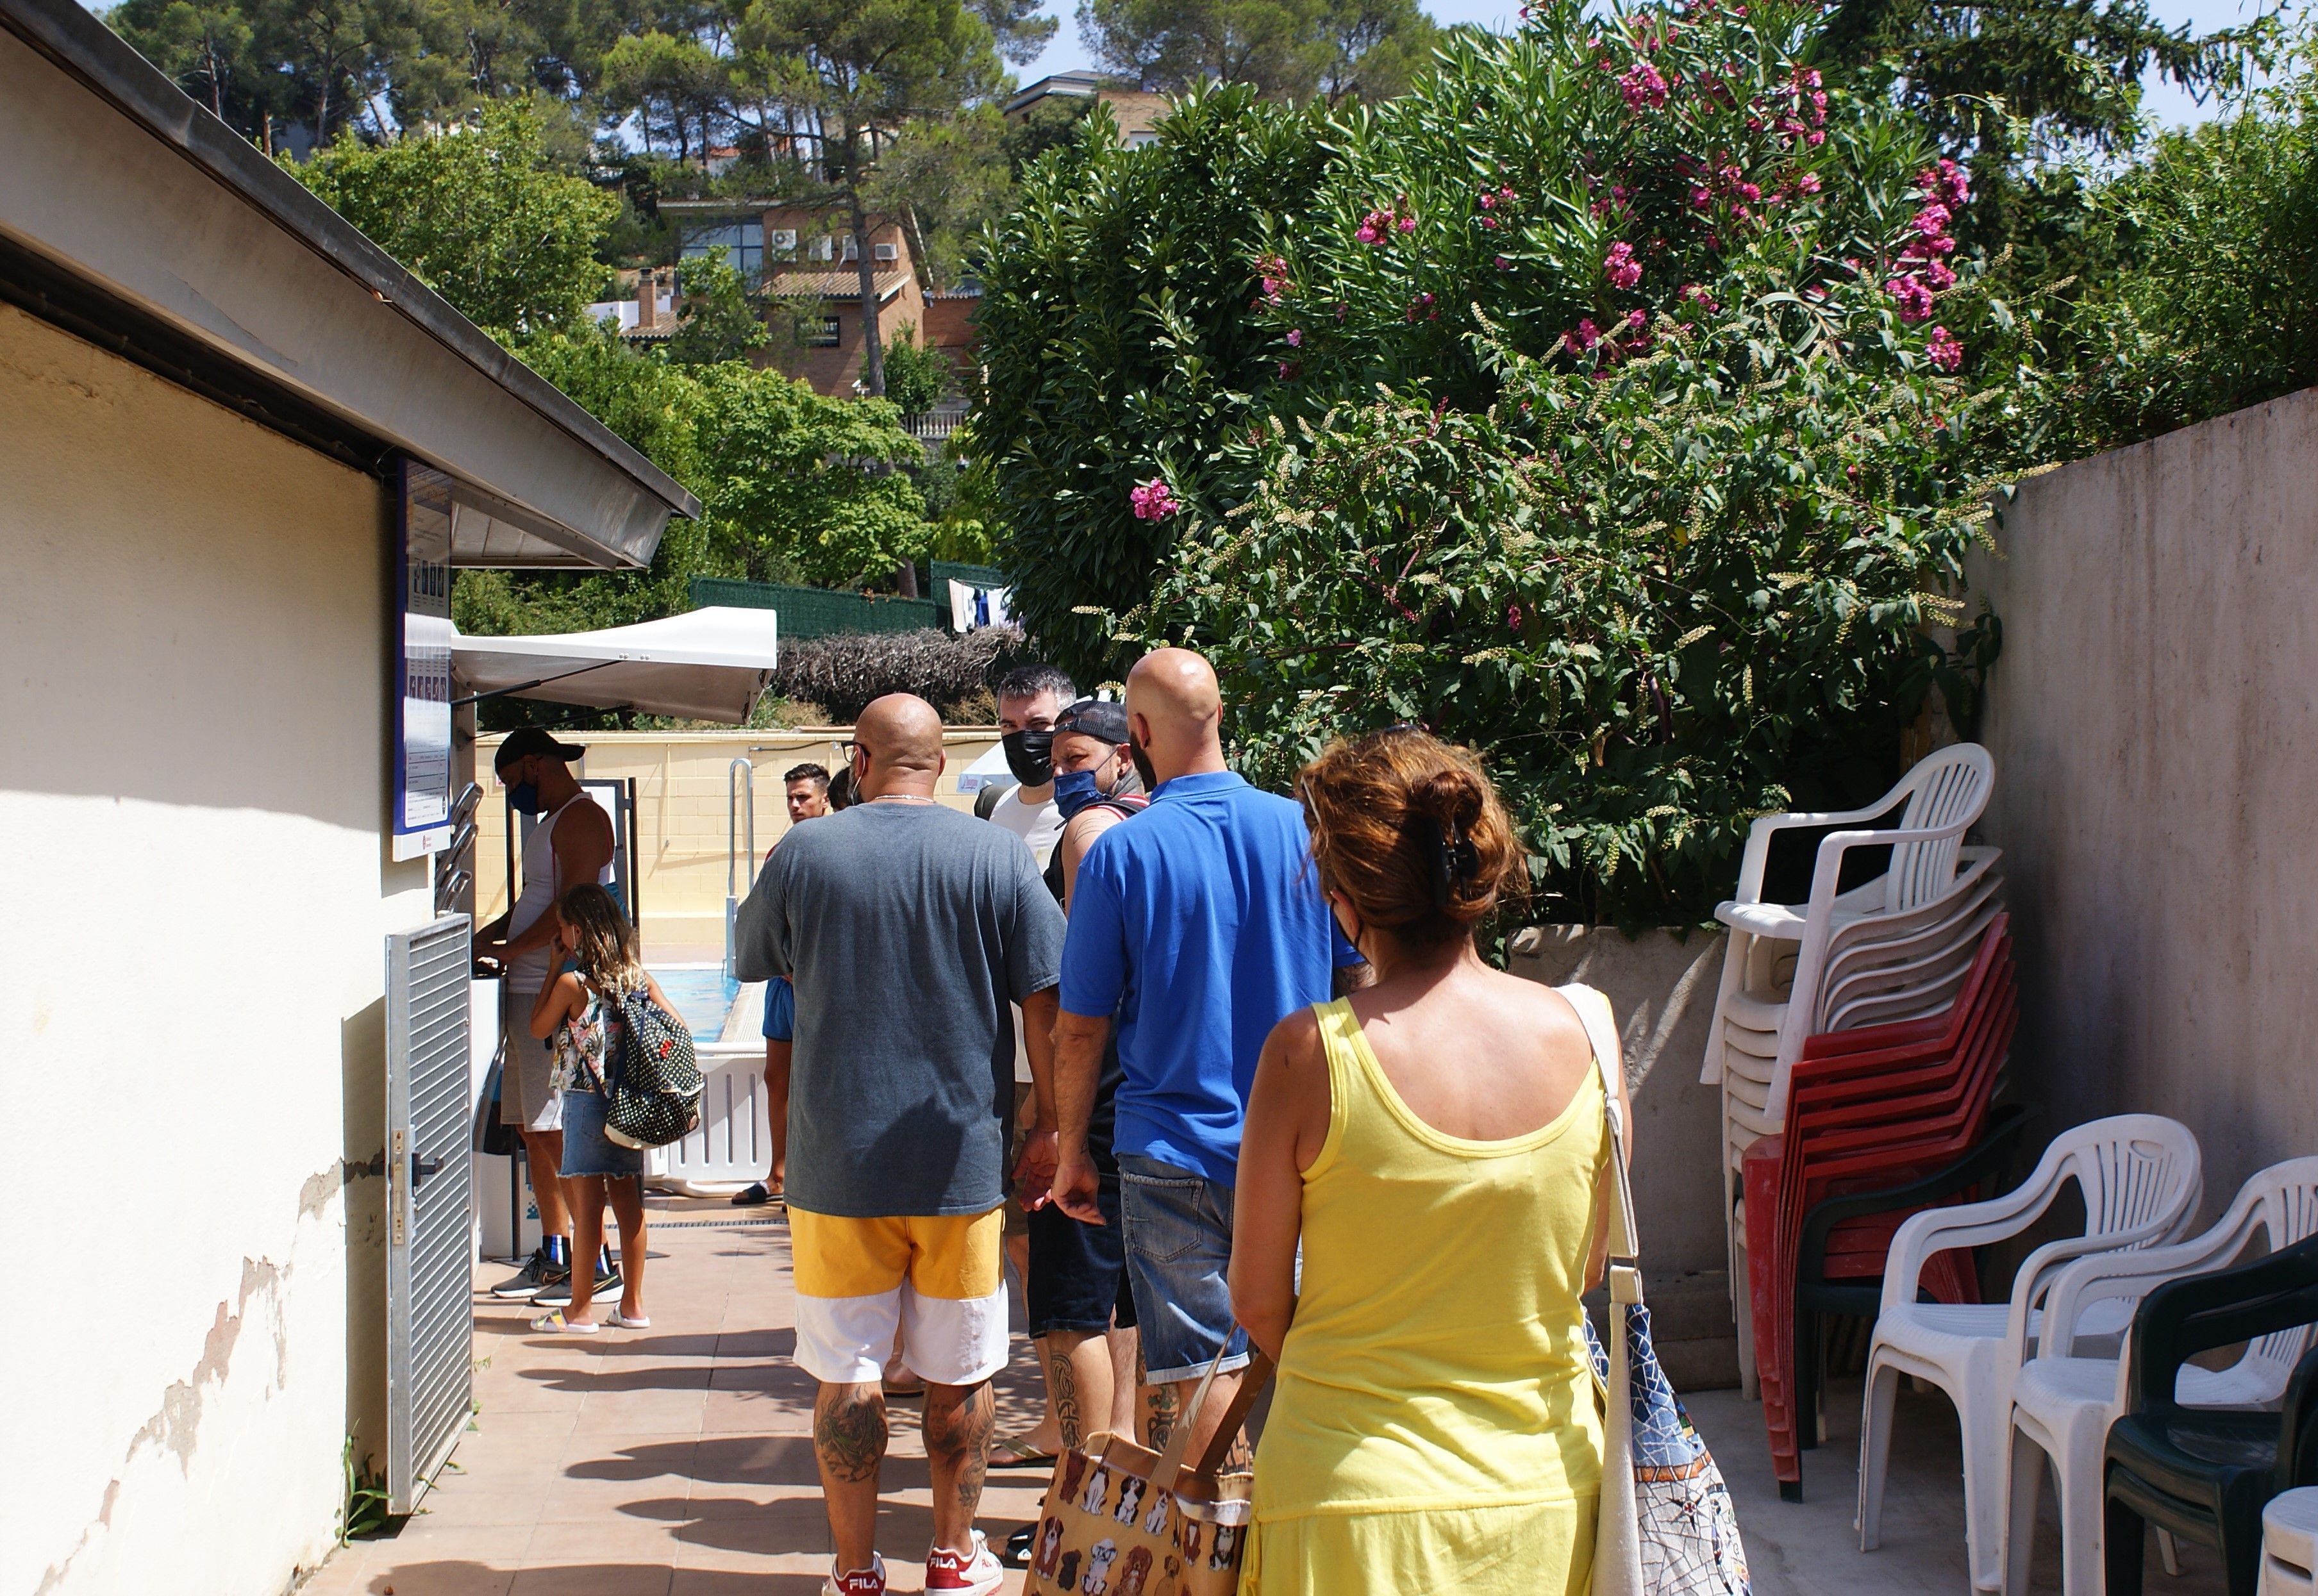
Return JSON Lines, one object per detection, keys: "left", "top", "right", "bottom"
{"left": 489, "top": 1247, "right": 551, "bottom": 1301}
{"left": 530, "top": 1255, "right": 578, "bottom": 1307}
{"left": 537, "top": 1252, "right": 612, "bottom": 1309}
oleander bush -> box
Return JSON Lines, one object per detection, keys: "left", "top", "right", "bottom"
{"left": 1034, "top": 0, "right": 2030, "bottom": 925}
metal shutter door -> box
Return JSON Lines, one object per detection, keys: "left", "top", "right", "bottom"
{"left": 385, "top": 915, "right": 474, "bottom": 1513}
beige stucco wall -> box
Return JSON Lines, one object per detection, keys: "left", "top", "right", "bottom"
{"left": 1970, "top": 385, "right": 2318, "bottom": 1221}
{"left": 0, "top": 303, "right": 429, "bottom": 1594}
{"left": 473, "top": 728, "right": 1003, "bottom": 956}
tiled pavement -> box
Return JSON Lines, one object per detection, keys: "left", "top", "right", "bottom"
{"left": 301, "top": 1198, "right": 1047, "bottom": 1596}
{"left": 302, "top": 1197, "right": 2237, "bottom": 1596}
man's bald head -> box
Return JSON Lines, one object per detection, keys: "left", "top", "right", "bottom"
{"left": 853, "top": 694, "right": 947, "bottom": 798}
{"left": 1124, "top": 647, "right": 1227, "bottom": 787}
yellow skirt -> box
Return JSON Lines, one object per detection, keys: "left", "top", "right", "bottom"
{"left": 1240, "top": 1492, "right": 1598, "bottom": 1596}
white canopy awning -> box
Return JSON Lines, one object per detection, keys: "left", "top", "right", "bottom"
{"left": 451, "top": 607, "right": 779, "bottom": 724}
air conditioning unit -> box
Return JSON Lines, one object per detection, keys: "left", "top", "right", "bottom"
{"left": 873, "top": 242, "right": 898, "bottom": 262}
{"left": 810, "top": 237, "right": 835, "bottom": 262}
{"left": 767, "top": 229, "right": 798, "bottom": 252}
{"left": 841, "top": 237, "right": 859, "bottom": 260}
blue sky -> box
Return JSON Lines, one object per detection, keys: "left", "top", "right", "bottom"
{"left": 1017, "top": 0, "right": 2276, "bottom": 127}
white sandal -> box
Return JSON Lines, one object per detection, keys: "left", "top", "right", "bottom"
{"left": 605, "top": 1310, "right": 651, "bottom": 1329}
{"left": 529, "top": 1308, "right": 600, "bottom": 1334}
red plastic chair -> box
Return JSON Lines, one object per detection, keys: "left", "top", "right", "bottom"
{"left": 1743, "top": 918, "right": 2017, "bottom": 1494}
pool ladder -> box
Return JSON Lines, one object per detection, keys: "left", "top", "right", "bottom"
{"left": 724, "top": 758, "right": 755, "bottom": 979}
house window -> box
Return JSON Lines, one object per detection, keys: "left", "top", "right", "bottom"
{"left": 678, "top": 220, "right": 764, "bottom": 281}
{"left": 807, "top": 315, "right": 841, "bottom": 347}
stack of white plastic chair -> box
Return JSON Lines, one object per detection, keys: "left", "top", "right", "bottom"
{"left": 1701, "top": 742, "right": 2003, "bottom": 1393}
{"left": 1857, "top": 1115, "right": 2203, "bottom": 1594}
{"left": 2003, "top": 1157, "right": 2318, "bottom": 1596}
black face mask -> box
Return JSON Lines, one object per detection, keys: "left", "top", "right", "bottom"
{"left": 1001, "top": 729, "right": 1055, "bottom": 787}
{"left": 1128, "top": 730, "right": 1158, "bottom": 791}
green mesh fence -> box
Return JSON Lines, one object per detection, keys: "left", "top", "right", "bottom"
{"left": 688, "top": 578, "right": 941, "bottom": 638}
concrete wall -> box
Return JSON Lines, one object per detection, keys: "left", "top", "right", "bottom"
{"left": 1510, "top": 926, "right": 1739, "bottom": 1388}
{"left": 472, "top": 729, "right": 1003, "bottom": 958}
{"left": 0, "top": 304, "right": 431, "bottom": 1593}
{"left": 1971, "top": 384, "right": 2318, "bottom": 1224}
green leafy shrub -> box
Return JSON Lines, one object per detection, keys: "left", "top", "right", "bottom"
{"left": 874, "top": 323, "right": 956, "bottom": 416}
{"left": 2059, "top": 57, "right": 2318, "bottom": 454}
{"left": 976, "top": 88, "right": 1332, "bottom": 679}
{"left": 1085, "top": 0, "right": 2021, "bottom": 926}
{"left": 777, "top": 625, "right": 1030, "bottom": 722}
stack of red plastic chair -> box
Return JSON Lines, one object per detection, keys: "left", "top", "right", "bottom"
{"left": 1741, "top": 914, "right": 2018, "bottom": 1495}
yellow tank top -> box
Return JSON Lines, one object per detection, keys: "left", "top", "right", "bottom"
{"left": 1252, "top": 996, "right": 1609, "bottom": 1520}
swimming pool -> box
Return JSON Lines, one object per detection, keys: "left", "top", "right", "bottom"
{"left": 649, "top": 965, "right": 740, "bottom": 1040}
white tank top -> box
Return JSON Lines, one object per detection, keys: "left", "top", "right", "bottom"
{"left": 508, "top": 790, "right": 613, "bottom": 993}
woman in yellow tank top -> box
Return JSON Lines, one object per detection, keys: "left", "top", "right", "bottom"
{"left": 1229, "top": 727, "right": 1633, "bottom": 1596}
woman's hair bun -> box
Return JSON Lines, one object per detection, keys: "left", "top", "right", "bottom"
{"left": 1297, "top": 726, "right": 1525, "bottom": 948}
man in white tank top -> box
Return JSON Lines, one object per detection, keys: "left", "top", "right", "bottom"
{"left": 476, "top": 728, "right": 615, "bottom": 1301}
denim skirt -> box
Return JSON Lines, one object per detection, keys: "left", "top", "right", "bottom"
{"left": 559, "top": 1085, "right": 644, "bottom": 1179}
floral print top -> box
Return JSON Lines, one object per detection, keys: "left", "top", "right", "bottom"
{"left": 548, "top": 981, "right": 627, "bottom": 1096}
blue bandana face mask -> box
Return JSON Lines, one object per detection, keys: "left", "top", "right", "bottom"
{"left": 506, "top": 777, "right": 543, "bottom": 815}
{"left": 1053, "top": 768, "right": 1105, "bottom": 820}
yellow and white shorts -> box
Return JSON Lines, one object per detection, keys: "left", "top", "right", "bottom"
{"left": 788, "top": 1206, "right": 1009, "bottom": 1387}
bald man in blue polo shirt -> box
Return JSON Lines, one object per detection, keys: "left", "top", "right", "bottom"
{"left": 1049, "top": 648, "right": 1361, "bottom": 1459}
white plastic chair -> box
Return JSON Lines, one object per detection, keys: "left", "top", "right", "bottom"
{"left": 1858, "top": 1115, "right": 2204, "bottom": 1593}
{"left": 1705, "top": 743, "right": 1997, "bottom": 1109}
{"left": 2002, "top": 1158, "right": 2318, "bottom": 1596}
{"left": 2264, "top": 1488, "right": 2318, "bottom": 1595}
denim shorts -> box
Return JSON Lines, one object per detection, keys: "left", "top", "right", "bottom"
{"left": 1117, "top": 1154, "right": 1249, "bottom": 1383}
{"left": 1026, "top": 1170, "right": 1138, "bottom": 1339}
{"left": 558, "top": 1086, "right": 644, "bottom": 1180}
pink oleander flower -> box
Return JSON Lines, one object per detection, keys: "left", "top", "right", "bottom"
{"left": 1506, "top": 602, "right": 1524, "bottom": 635}
{"left": 1739, "top": 182, "right": 1761, "bottom": 202}
{"left": 1621, "top": 61, "right": 1669, "bottom": 109}
{"left": 1627, "top": 308, "right": 1648, "bottom": 329}
{"left": 1563, "top": 317, "right": 1602, "bottom": 354}
{"left": 1398, "top": 215, "right": 1417, "bottom": 233}
{"left": 1802, "top": 67, "right": 1822, "bottom": 88}
{"left": 1606, "top": 240, "right": 1642, "bottom": 289}
{"left": 1914, "top": 203, "right": 1951, "bottom": 238}
{"left": 1924, "top": 260, "right": 1957, "bottom": 289}
{"left": 1286, "top": 328, "right": 1303, "bottom": 347}
{"left": 1610, "top": 184, "right": 1630, "bottom": 204}
{"left": 1276, "top": 361, "right": 1294, "bottom": 378}
{"left": 1689, "top": 185, "right": 1713, "bottom": 208}
{"left": 1797, "top": 172, "right": 1822, "bottom": 194}
{"left": 1130, "top": 479, "right": 1181, "bottom": 520}
{"left": 1887, "top": 274, "right": 1934, "bottom": 322}
{"left": 1806, "top": 130, "right": 1826, "bottom": 145}
{"left": 1255, "top": 252, "right": 1290, "bottom": 304}
{"left": 1495, "top": 254, "right": 1513, "bottom": 270}
{"left": 1926, "top": 326, "right": 1963, "bottom": 370}
{"left": 1355, "top": 212, "right": 1385, "bottom": 244}
{"left": 1479, "top": 191, "right": 1496, "bottom": 209}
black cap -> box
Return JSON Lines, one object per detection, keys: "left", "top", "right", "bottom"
{"left": 494, "top": 726, "right": 587, "bottom": 772}
{"left": 1054, "top": 697, "right": 1130, "bottom": 744}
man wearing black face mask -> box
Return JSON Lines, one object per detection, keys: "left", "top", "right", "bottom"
{"left": 987, "top": 664, "right": 1076, "bottom": 867}
{"left": 476, "top": 727, "right": 615, "bottom": 1304}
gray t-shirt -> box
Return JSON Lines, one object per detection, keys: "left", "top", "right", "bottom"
{"left": 734, "top": 801, "right": 1067, "bottom": 1217}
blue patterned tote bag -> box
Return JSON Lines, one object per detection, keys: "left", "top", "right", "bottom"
{"left": 1563, "top": 985, "right": 1754, "bottom": 1596}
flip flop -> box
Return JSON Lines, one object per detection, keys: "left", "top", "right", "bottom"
{"left": 529, "top": 1309, "right": 600, "bottom": 1335}
{"left": 989, "top": 1436, "right": 1058, "bottom": 1470}
{"left": 1004, "top": 1524, "right": 1038, "bottom": 1567}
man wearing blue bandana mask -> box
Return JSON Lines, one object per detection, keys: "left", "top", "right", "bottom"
{"left": 997, "top": 697, "right": 1150, "bottom": 1540}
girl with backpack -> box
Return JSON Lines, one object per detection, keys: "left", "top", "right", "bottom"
{"left": 527, "top": 883, "right": 667, "bottom": 1333}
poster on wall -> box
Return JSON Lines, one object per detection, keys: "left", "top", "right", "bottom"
{"left": 395, "top": 460, "right": 456, "bottom": 860}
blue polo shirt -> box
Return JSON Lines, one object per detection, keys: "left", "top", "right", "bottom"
{"left": 1058, "top": 769, "right": 1355, "bottom": 1184}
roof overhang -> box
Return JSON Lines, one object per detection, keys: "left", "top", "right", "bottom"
{"left": 453, "top": 608, "right": 780, "bottom": 723}
{"left": 0, "top": 0, "right": 702, "bottom": 570}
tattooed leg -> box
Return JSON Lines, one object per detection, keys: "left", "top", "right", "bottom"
{"left": 922, "top": 1379, "right": 995, "bottom": 1558}
{"left": 813, "top": 1381, "right": 887, "bottom": 1573}
{"left": 1046, "top": 1329, "right": 1115, "bottom": 1452}
{"left": 1140, "top": 1340, "right": 1181, "bottom": 1450}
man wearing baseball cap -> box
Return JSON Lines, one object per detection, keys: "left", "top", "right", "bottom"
{"left": 477, "top": 727, "right": 615, "bottom": 1304}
